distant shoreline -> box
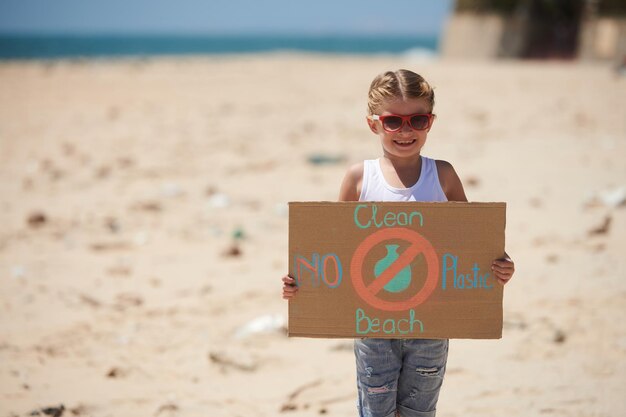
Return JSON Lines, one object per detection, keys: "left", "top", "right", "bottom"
{"left": 0, "top": 33, "right": 439, "bottom": 60}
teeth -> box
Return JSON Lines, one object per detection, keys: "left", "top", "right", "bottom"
{"left": 395, "top": 140, "right": 414, "bottom": 144}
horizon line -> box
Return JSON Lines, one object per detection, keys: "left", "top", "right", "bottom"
{"left": 0, "top": 30, "right": 442, "bottom": 38}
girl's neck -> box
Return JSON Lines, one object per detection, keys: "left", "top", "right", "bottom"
{"left": 379, "top": 153, "right": 423, "bottom": 188}
{"left": 381, "top": 152, "right": 422, "bottom": 170}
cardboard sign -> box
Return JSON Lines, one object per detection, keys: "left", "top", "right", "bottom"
{"left": 288, "top": 202, "right": 506, "bottom": 339}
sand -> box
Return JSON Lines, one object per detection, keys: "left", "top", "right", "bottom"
{"left": 0, "top": 54, "right": 625, "bottom": 417}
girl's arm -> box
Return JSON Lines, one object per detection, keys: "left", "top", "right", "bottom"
{"left": 284, "top": 163, "right": 364, "bottom": 299}
{"left": 436, "top": 160, "right": 468, "bottom": 202}
{"left": 338, "top": 162, "right": 363, "bottom": 202}
{"left": 436, "top": 160, "right": 515, "bottom": 285}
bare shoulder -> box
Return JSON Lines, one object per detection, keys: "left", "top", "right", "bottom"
{"left": 435, "top": 159, "right": 454, "bottom": 174}
{"left": 435, "top": 159, "right": 455, "bottom": 185}
{"left": 435, "top": 159, "right": 468, "bottom": 202}
{"left": 347, "top": 161, "right": 364, "bottom": 183}
{"left": 338, "top": 162, "right": 364, "bottom": 202}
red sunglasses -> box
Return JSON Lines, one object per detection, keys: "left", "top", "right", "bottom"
{"left": 369, "top": 113, "right": 435, "bottom": 132}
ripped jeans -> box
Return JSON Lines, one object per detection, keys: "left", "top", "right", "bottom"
{"left": 354, "top": 338, "right": 449, "bottom": 417}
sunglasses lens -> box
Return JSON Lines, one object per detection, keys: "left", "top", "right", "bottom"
{"left": 410, "top": 115, "right": 430, "bottom": 130}
{"left": 382, "top": 116, "right": 403, "bottom": 131}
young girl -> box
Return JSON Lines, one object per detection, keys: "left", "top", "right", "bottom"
{"left": 282, "top": 69, "right": 515, "bottom": 417}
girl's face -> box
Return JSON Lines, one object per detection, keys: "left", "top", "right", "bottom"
{"left": 367, "top": 97, "right": 434, "bottom": 160}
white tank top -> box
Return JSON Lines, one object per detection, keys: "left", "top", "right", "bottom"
{"left": 359, "top": 156, "right": 448, "bottom": 202}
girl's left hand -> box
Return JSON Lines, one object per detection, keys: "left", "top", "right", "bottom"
{"left": 492, "top": 257, "right": 515, "bottom": 285}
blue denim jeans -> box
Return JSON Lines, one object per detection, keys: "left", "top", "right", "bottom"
{"left": 354, "top": 338, "right": 449, "bottom": 417}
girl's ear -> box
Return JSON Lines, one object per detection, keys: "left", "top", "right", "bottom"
{"left": 366, "top": 116, "right": 379, "bottom": 134}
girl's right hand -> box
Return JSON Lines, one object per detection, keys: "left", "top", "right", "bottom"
{"left": 282, "top": 275, "right": 298, "bottom": 299}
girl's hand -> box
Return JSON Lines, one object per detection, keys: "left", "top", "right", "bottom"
{"left": 282, "top": 275, "right": 299, "bottom": 299}
{"left": 492, "top": 257, "right": 515, "bottom": 285}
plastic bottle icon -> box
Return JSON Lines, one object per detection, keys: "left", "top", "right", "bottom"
{"left": 374, "top": 244, "right": 412, "bottom": 293}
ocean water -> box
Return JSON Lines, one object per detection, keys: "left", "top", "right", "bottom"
{"left": 0, "top": 34, "right": 439, "bottom": 60}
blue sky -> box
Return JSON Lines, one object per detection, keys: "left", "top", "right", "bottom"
{"left": 0, "top": 0, "right": 454, "bottom": 36}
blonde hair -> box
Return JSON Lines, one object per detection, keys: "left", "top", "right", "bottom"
{"left": 367, "top": 69, "right": 435, "bottom": 115}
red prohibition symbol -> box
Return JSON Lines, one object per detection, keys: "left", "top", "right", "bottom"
{"left": 350, "top": 227, "right": 439, "bottom": 312}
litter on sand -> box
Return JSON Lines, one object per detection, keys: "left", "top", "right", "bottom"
{"left": 235, "top": 314, "right": 286, "bottom": 338}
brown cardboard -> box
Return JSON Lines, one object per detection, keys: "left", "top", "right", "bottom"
{"left": 288, "top": 202, "right": 506, "bottom": 339}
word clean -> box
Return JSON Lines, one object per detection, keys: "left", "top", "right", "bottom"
{"left": 356, "top": 308, "right": 424, "bottom": 335}
{"left": 441, "top": 253, "right": 493, "bottom": 290}
{"left": 354, "top": 204, "right": 424, "bottom": 229}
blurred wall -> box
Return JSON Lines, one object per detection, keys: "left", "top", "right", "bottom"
{"left": 441, "top": 0, "right": 626, "bottom": 62}
{"left": 579, "top": 16, "right": 626, "bottom": 61}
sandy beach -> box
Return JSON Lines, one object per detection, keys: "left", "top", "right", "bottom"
{"left": 1, "top": 54, "right": 625, "bottom": 417}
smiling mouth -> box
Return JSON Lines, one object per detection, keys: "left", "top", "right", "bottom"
{"left": 393, "top": 139, "right": 416, "bottom": 146}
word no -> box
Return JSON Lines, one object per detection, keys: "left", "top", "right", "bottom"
{"left": 293, "top": 253, "right": 342, "bottom": 288}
